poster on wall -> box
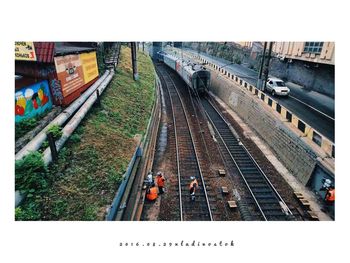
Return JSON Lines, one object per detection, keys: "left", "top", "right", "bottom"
{"left": 54, "top": 54, "right": 85, "bottom": 97}
{"left": 15, "top": 80, "right": 52, "bottom": 123}
{"left": 15, "top": 42, "right": 37, "bottom": 61}
{"left": 80, "top": 52, "right": 99, "bottom": 84}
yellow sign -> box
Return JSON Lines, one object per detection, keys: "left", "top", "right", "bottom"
{"left": 15, "top": 42, "right": 37, "bottom": 61}
{"left": 80, "top": 52, "right": 99, "bottom": 83}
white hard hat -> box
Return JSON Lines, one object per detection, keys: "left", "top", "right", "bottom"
{"left": 190, "top": 176, "right": 195, "bottom": 180}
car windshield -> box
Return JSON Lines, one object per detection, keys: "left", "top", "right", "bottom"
{"left": 275, "top": 81, "right": 286, "bottom": 87}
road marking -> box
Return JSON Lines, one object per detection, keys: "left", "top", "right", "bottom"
{"left": 288, "top": 95, "right": 335, "bottom": 121}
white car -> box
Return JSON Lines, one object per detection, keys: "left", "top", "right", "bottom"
{"left": 265, "top": 77, "right": 290, "bottom": 96}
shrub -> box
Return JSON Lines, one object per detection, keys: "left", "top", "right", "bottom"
{"left": 15, "top": 151, "right": 48, "bottom": 195}
{"left": 15, "top": 118, "right": 38, "bottom": 140}
{"left": 234, "top": 56, "right": 242, "bottom": 65}
{"left": 42, "top": 140, "right": 49, "bottom": 148}
{"left": 46, "top": 124, "right": 62, "bottom": 140}
{"left": 15, "top": 204, "right": 41, "bottom": 221}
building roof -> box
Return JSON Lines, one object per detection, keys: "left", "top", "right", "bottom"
{"left": 54, "top": 45, "right": 96, "bottom": 56}
{"left": 33, "top": 42, "right": 97, "bottom": 63}
{"left": 34, "top": 42, "right": 55, "bottom": 63}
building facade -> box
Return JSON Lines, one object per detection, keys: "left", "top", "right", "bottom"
{"left": 273, "top": 42, "right": 334, "bottom": 65}
{"left": 236, "top": 42, "right": 253, "bottom": 49}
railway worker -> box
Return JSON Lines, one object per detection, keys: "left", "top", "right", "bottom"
{"left": 146, "top": 183, "right": 158, "bottom": 201}
{"left": 189, "top": 176, "right": 198, "bottom": 201}
{"left": 156, "top": 172, "right": 166, "bottom": 194}
{"left": 320, "top": 178, "right": 332, "bottom": 191}
{"left": 325, "top": 186, "right": 335, "bottom": 206}
{"left": 324, "top": 185, "right": 335, "bottom": 218}
{"left": 145, "top": 170, "right": 154, "bottom": 187}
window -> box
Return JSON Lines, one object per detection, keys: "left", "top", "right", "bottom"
{"left": 304, "top": 42, "right": 324, "bottom": 54}
{"left": 275, "top": 81, "right": 286, "bottom": 87}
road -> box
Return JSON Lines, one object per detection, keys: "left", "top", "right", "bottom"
{"left": 182, "top": 48, "right": 334, "bottom": 142}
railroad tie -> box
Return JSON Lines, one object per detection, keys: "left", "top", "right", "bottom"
{"left": 227, "top": 200, "right": 237, "bottom": 209}
{"left": 221, "top": 186, "right": 229, "bottom": 195}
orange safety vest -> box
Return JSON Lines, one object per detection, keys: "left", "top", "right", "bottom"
{"left": 146, "top": 187, "right": 158, "bottom": 201}
{"left": 157, "top": 175, "right": 165, "bottom": 187}
{"left": 326, "top": 189, "right": 335, "bottom": 202}
{"left": 189, "top": 179, "right": 198, "bottom": 190}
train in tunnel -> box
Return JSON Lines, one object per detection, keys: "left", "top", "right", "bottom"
{"left": 158, "top": 51, "right": 210, "bottom": 95}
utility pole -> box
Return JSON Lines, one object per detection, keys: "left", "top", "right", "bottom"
{"left": 257, "top": 42, "right": 267, "bottom": 90}
{"left": 131, "top": 42, "right": 139, "bottom": 80}
{"left": 263, "top": 41, "right": 274, "bottom": 91}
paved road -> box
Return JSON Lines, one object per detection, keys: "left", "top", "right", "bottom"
{"left": 183, "top": 48, "right": 335, "bottom": 142}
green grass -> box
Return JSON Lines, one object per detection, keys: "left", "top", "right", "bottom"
{"left": 15, "top": 45, "right": 156, "bottom": 221}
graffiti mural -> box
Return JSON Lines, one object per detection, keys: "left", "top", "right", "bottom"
{"left": 50, "top": 78, "right": 64, "bottom": 104}
{"left": 15, "top": 80, "right": 52, "bottom": 123}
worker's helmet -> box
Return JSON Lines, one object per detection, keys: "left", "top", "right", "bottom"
{"left": 190, "top": 176, "right": 195, "bottom": 180}
{"left": 157, "top": 171, "right": 162, "bottom": 176}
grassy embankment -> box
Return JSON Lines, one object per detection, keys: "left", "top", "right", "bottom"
{"left": 15, "top": 46, "right": 155, "bottom": 220}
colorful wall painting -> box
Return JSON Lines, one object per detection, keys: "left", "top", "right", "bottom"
{"left": 15, "top": 80, "right": 52, "bottom": 123}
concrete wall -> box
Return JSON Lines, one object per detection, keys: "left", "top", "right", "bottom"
{"left": 270, "top": 58, "right": 335, "bottom": 98}
{"left": 210, "top": 71, "right": 318, "bottom": 185}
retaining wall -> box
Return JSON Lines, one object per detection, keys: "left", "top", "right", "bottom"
{"left": 192, "top": 55, "right": 335, "bottom": 185}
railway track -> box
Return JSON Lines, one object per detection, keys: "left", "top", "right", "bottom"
{"left": 200, "top": 97, "right": 296, "bottom": 221}
{"left": 156, "top": 64, "right": 213, "bottom": 221}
